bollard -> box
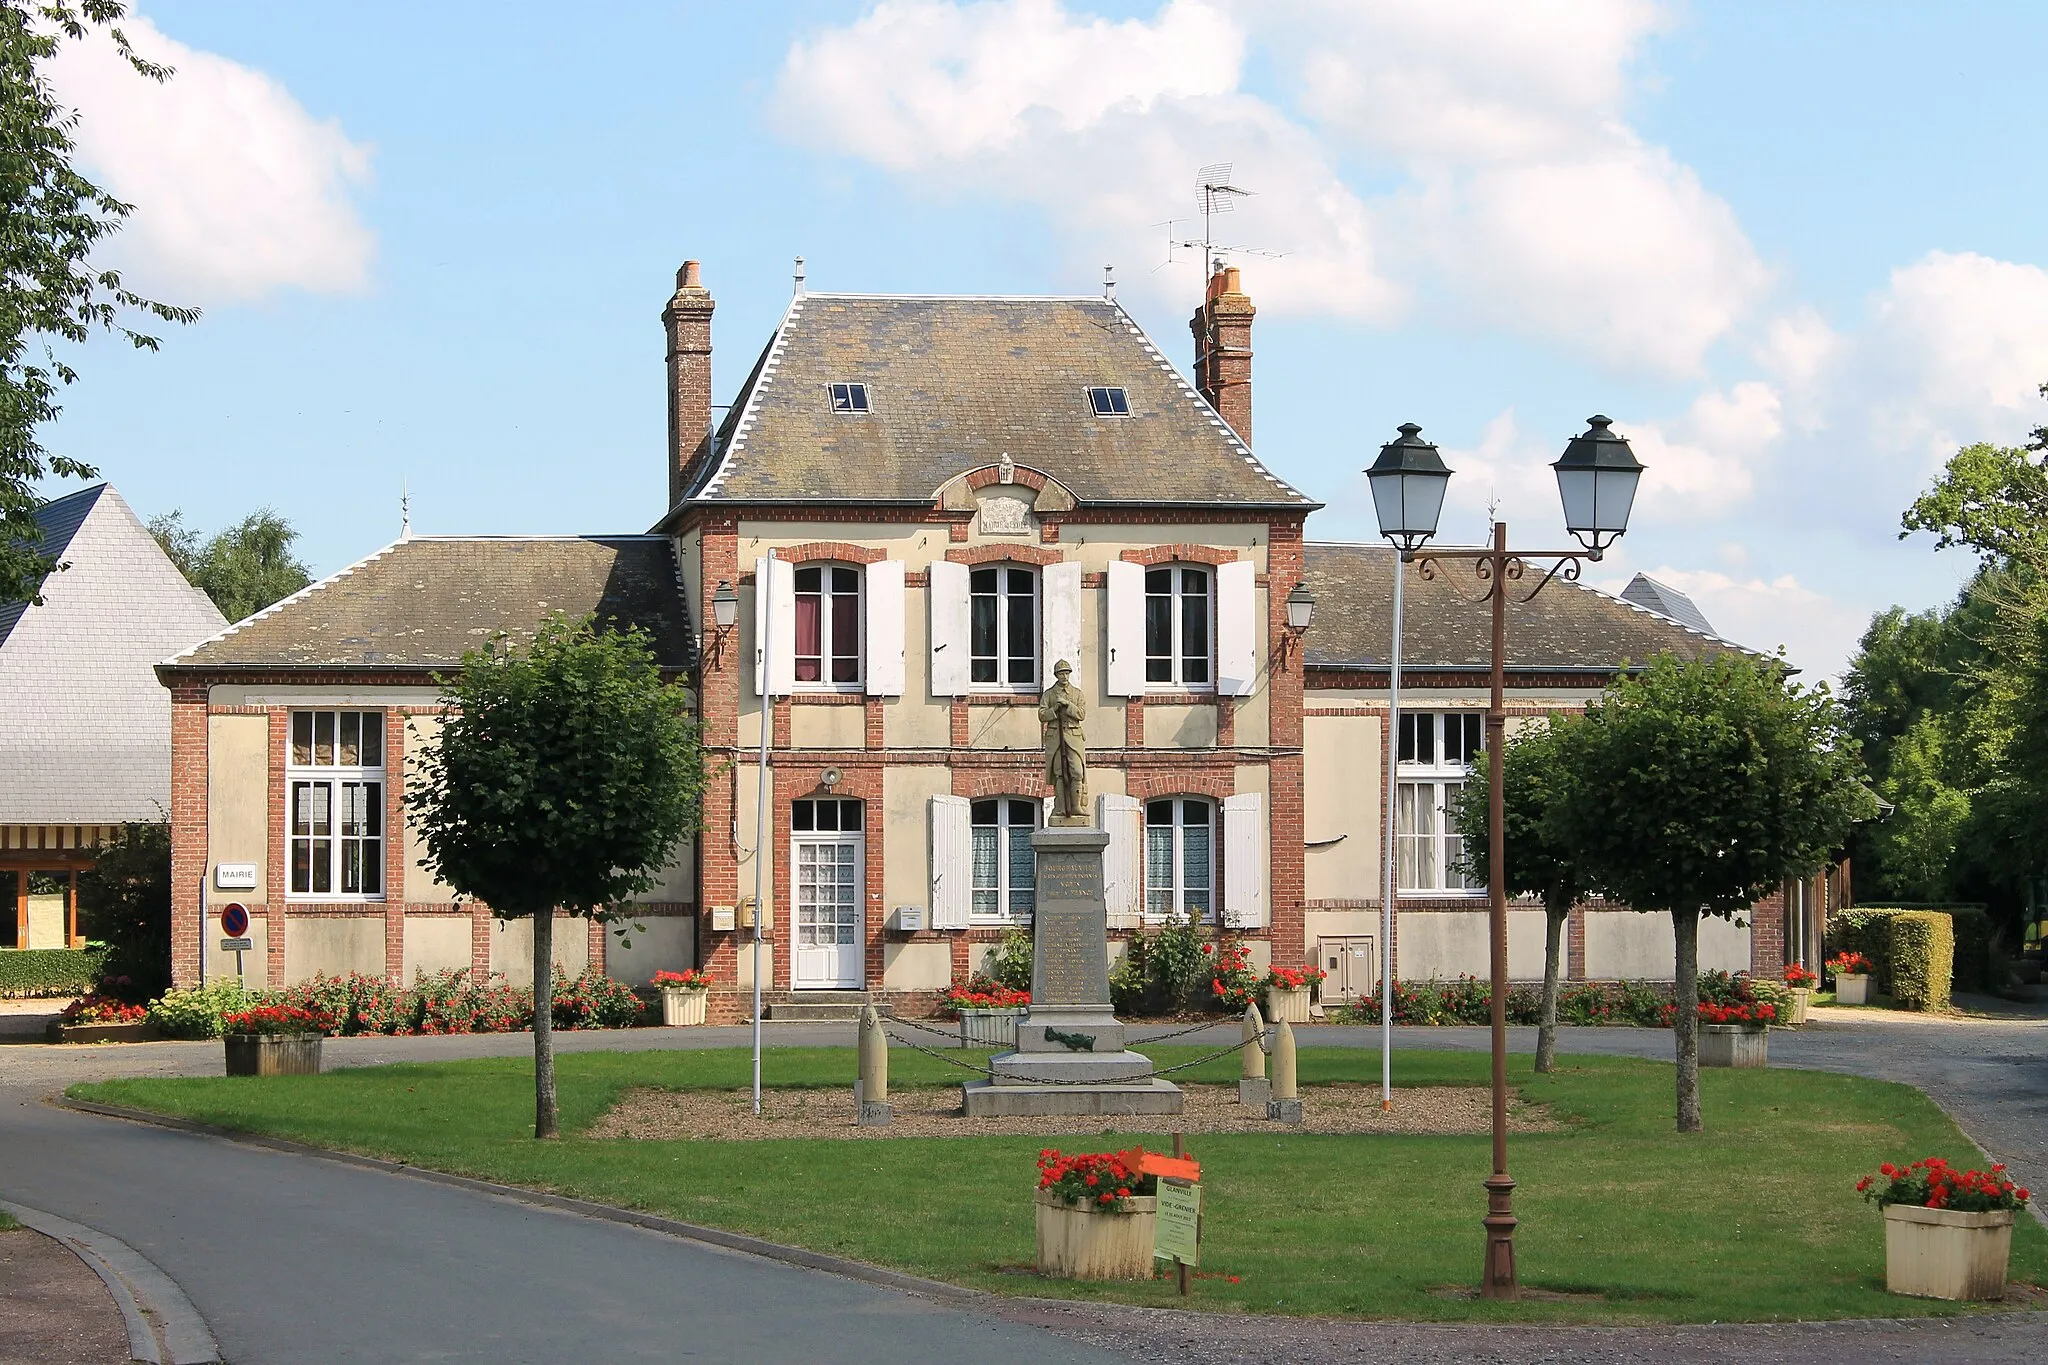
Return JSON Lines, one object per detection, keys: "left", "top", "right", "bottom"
{"left": 1266, "top": 1016, "right": 1302, "bottom": 1125}
{"left": 1238, "top": 1002, "right": 1271, "bottom": 1109}
{"left": 856, "top": 1005, "right": 891, "bottom": 1126}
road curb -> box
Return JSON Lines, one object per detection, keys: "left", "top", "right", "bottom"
{"left": 55, "top": 1095, "right": 987, "bottom": 1308}
{"left": 1, "top": 1197, "right": 221, "bottom": 1365}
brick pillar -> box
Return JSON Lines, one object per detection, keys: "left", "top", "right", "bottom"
{"left": 384, "top": 710, "right": 406, "bottom": 982}
{"left": 696, "top": 517, "right": 745, "bottom": 1020}
{"left": 471, "top": 904, "right": 492, "bottom": 976}
{"left": 266, "top": 708, "right": 288, "bottom": 987}
{"left": 1266, "top": 516, "right": 1307, "bottom": 966}
{"left": 587, "top": 916, "right": 606, "bottom": 977}
{"left": 664, "top": 262, "right": 715, "bottom": 509}
{"left": 167, "top": 682, "right": 209, "bottom": 987}
{"left": 1750, "top": 887, "right": 1786, "bottom": 977}
{"left": 1567, "top": 902, "right": 1589, "bottom": 982}
{"left": 1188, "top": 264, "right": 1255, "bottom": 444}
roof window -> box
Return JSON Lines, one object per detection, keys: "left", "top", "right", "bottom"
{"left": 829, "top": 382, "right": 870, "bottom": 414}
{"left": 1087, "top": 386, "right": 1131, "bottom": 417}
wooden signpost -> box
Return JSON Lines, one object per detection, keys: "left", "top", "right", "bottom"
{"left": 1143, "top": 1135, "right": 1203, "bottom": 1295}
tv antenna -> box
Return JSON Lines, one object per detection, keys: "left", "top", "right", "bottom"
{"left": 1153, "top": 163, "right": 1285, "bottom": 273}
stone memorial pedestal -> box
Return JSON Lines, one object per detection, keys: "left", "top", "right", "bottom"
{"left": 962, "top": 826, "right": 1183, "bottom": 1117}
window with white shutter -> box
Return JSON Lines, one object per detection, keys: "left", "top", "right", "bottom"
{"left": 970, "top": 565, "right": 1038, "bottom": 689}
{"left": 928, "top": 560, "right": 970, "bottom": 697}
{"left": 928, "top": 794, "right": 971, "bottom": 929}
{"left": 1104, "top": 561, "right": 1145, "bottom": 696}
{"left": 863, "top": 560, "right": 905, "bottom": 696}
{"left": 753, "top": 556, "right": 796, "bottom": 697}
{"left": 1040, "top": 560, "right": 1082, "bottom": 681}
{"left": 1222, "top": 792, "right": 1266, "bottom": 928}
{"left": 1215, "top": 559, "right": 1257, "bottom": 697}
{"left": 1098, "top": 794, "right": 1142, "bottom": 928}
{"left": 970, "top": 797, "right": 1038, "bottom": 919}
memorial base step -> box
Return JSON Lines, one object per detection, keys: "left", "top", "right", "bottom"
{"left": 960, "top": 1078, "right": 1184, "bottom": 1118}
{"left": 988, "top": 1049, "right": 1163, "bottom": 1085}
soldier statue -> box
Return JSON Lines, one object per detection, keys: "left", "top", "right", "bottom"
{"left": 1039, "top": 658, "right": 1089, "bottom": 823}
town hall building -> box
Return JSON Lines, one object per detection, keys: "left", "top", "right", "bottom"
{"left": 160, "top": 261, "right": 1804, "bottom": 1018}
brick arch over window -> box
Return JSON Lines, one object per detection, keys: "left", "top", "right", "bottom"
{"left": 775, "top": 541, "right": 887, "bottom": 566}
{"left": 944, "top": 544, "right": 1066, "bottom": 566}
{"left": 952, "top": 762, "right": 1046, "bottom": 801}
{"left": 933, "top": 465, "right": 1078, "bottom": 512}
{"left": 1120, "top": 544, "right": 1241, "bottom": 567}
{"left": 1123, "top": 765, "right": 1238, "bottom": 802}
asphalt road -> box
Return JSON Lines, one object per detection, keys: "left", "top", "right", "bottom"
{"left": 2, "top": 1006, "right": 2043, "bottom": 1363}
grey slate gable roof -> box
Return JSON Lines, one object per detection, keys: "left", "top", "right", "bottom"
{"left": 670, "top": 294, "right": 1316, "bottom": 514}
{"left": 1301, "top": 542, "right": 1748, "bottom": 672}
{"left": 1620, "top": 573, "right": 1717, "bottom": 638}
{"left": 0, "top": 483, "right": 106, "bottom": 647}
{"left": 163, "top": 536, "right": 694, "bottom": 672}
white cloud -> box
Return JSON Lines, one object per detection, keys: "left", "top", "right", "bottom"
{"left": 1622, "top": 381, "right": 1782, "bottom": 520}
{"left": 46, "top": 14, "right": 374, "bottom": 302}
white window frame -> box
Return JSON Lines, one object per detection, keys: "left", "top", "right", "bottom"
{"left": 829, "top": 382, "right": 870, "bottom": 414}
{"left": 286, "top": 710, "right": 386, "bottom": 901}
{"left": 969, "top": 564, "right": 1039, "bottom": 691}
{"left": 793, "top": 563, "right": 864, "bottom": 691}
{"left": 1396, "top": 711, "right": 1483, "bottom": 896}
{"left": 1086, "top": 386, "right": 1131, "bottom": 417}
{"left": 1144, "top": 796, "right": 1215, "bottom": 922}
{"left": 969, "top": 797, "right": 1038, "bottom": 921}
{"left": 1143, "top": 564, "right": 1214, "bottom": 691}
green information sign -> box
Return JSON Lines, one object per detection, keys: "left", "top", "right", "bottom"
{"left": 1153, "top": 1179, "right": 1201, "bottom": 1265}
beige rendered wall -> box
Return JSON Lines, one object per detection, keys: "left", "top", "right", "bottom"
{"left": 640, "top": 838, "right": 697, "bottom": 904}
{"left": 883, "top": 766, "right": 951, "bottom": 917}
{"left": 1304, "top": 713, "right": 1380, "bottom": 902}
{"left": 401, "top": 916, "right": 471, "bottom": 980}
{"left": 1396, "top": 909, "right": 1554, "bottom": 981}
{"left": 884, "top": 940, "right": 951, "bottom": 990}
{"left": 606, "top": 916, "right": 695, "bottom": 982}
{"left": 1583, "top": 910, "right": 1751, "bottom": 979}
{"left": 401, "top": 714, "right": 461, "bottom": 902}
{"left": 490, "top": 915, "right": 591, "bottom": 987}
{"left": 888, "top": 584, "right": 950, "bottom": 745}
{"left": 285, "top": 917, "right": 385, "bottom": 983}
{"left": 202, "top": 918, "right": 267, "bottom": 986}
{"left": 206, "top": 713, "right": 269, "bottom": 902}
{"left": 791, "top": 706, "right": 866, "bottom": 749}
{"left": 1146, "top": 704, "right": 1216, "bottom": 748}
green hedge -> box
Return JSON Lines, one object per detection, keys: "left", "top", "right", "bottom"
{"left": 1947, "top": 906, "right": 1993, "bottom": 993}
{"left": 1887, "top": 911, "right": 1954, "bottom": 1012}
{"left": 1832, "top": 905, "right": 1987, "bottom": 997}
{"left": 0, "top": 947, "right": 103, "bottom": 998}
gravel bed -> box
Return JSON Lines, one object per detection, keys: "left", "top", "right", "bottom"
{"left": 586, "top": 1082, "right": 1559, "bottom": 1141}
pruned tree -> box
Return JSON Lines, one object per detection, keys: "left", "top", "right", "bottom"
{"left": 2, "top": 2, "right": 195, "bottom": 602}
{"left": 1549, "top": 653, "right": 1871, "bottom": 1132}
{"left": 149, "top": 507, "right": 312, "bottom": 621}
{"left": 405, "top": 615, "right": 706, "bottom": 1139}
{"left": 1449, "top": 713, "right": 1592, "bottom": 1072}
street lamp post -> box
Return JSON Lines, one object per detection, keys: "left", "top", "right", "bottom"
{"left": 1366, "top": 415, "right": 1644, "bottom": 1299}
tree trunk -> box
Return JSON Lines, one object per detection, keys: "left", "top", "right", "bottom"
{"left": 1671, "top": 907, "right": 1701, "bottom": 1133}
{"left": 1536, "top": 900, "right": 1566, "bottom": 1073}
{"left": 532, "top": 906, "right": 559, "bottom": 1140}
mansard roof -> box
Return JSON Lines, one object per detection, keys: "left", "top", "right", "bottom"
{"left": 666, "top": 293, "right": 1316, "bottom": 517}
{"left": 161, "top": 536, "right": 693, "bottom": 673}
{"left": 1301, "top": 542, "right": 1752, "bottom": 674}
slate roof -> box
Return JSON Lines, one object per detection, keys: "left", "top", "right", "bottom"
{"left": 1620, "top": 573, "right": 1717, "bottom": 637}
{"left": 162, "top": 536, "right": 694, "bottom": 672}
{"left": 667, "top": 294, "right": 1315, "bottom": 515}
{"left": 1301, "top": 543, "right": 1747, "bottom": 673}
{"left": 0, "top": 483, "right": 105, "bottom": 648}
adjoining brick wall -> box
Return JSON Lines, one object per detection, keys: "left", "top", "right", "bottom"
{"left": 167, "top": 682, "right": 208, "bottom": 987}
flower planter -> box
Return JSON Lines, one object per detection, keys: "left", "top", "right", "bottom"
{"left": 1834, "top": 973, "right": 1871, "bottom": 1006}
{"left": 958, "top": 1007, "right": 1025, "bottom": 1048}
{"left": 1784, "top": 987, "right": 1810, "bottom": 1026}
{"left": 45, "top": 1021, "right": 150, "bottom": 1044}
{"left": 1265, "top": 985, "right": 1311, "bottom": 1025}
{"left": 223, "top": 1033, "right": 322, "bottom": 1077}
{"left": 1699, "top": 1023, "right": 1768, "bottom": 1068}
{"left": 1883, "top": 1204, "right": 2013, "bottom": 1300}
{"left": 660, "top": 988, "right": 708, "bottom": 1027}
{"left": 1034, "top": 1189, "right": 1156, "bottom": 1280}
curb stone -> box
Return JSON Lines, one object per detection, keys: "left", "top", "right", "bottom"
{"left": 1, "top": 1197, "right": 221, "bottom": 1365}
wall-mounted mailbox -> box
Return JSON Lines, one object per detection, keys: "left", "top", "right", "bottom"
{"left": 709, "top": 905, "right": 736, "bottom": 932}
{"left": 890, "top": 905, "right": 925, "bottom": 933}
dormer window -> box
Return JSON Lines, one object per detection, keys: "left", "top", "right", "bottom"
{"left": 829, "top": 382, "right": 870, "bottom": 414}
{"left": 1087, "top": 386, "right": 1130, "bottom": 417}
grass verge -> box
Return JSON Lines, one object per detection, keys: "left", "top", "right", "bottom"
{"left": 73, "top": 1046, "right": 2045, "bottom": 1324}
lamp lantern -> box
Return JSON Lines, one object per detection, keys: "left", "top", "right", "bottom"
{"left": 1551, "top": 415, "right": 1643, "bottom": 557}
{"left": 1285, "top": 581, "right": 1316, "bottom": 631}
{"left": 712, "top": 580, "right": 740, "bottom": 630}
{"left": 1366, "top": 422, "right": 1453, "bottom": 554}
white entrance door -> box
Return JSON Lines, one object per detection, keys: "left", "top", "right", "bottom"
{"left": 792, "top": 798, "right": 864, "bottom": 989}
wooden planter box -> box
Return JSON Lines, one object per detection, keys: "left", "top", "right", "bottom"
{"left": 223, "top": 1033, "right": 322, "bottom": 1077}
{"left": 1699, "top": 1023, "right": 1768, "bottom": 1068}
{"left": 661, "top": 988, "right": 708, "bottom": 1027}
{"left": 1265, "top": 985, "right": 1312, "bottom": 1025}
{"left": 958, "top": 1007, "right": 1025, "bottom": 1048}
{"left": 1883, "top": 1204, "right": 2014, "bottom": 1300}
{"left": 1785, "top": 987, "right": 1810, "bottom": 1026}
{"left": 1834, "top": 973, "right": 1871, "bottom": 1005}
{"left": 45, "top": 1021, "right": 150, "bottom": 1044}
{"left": 1034, "top": 1189, "right": 1156, "bottom": 1280}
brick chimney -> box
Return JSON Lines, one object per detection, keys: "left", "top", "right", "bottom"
{"left": 1189, "top": 263, "right": 1254, "bottom": 444}
{"left": 663, "top": 260, "right": 715, "bottom": 508}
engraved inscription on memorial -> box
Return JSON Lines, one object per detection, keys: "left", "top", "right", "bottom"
{"left": 1036, "top": 907, "right": 1098, "bottom": 1004}
{"left": 1038, "top": 861, "right": 1100, "bottom": 903}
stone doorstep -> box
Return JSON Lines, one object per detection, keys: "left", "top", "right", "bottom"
{"left": 761, "top": 993, "right": 894, "bottom": 1023}
{"left": 960, "top": 1078, "right": 1185, "bottom": 1118}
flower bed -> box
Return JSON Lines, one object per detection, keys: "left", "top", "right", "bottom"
{"left": 1034, "top": 1147, "right": 1160, "bottom": 1280}
{"left": 655, "top": 970, "right": 711, "bottom": 1026}
{"left": 939, "top": 976, "right": 1030, "bottom": 1017}
{"left": 1036, "top": 1147, "right": 1157, "bottom": 1209}
{"left": 1861, "top": 1157, "right": 2030, "bottom": 1300}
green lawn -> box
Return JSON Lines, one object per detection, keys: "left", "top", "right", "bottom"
{"left": 73, "top": 1046, "right": 2046, "bottom": 1324}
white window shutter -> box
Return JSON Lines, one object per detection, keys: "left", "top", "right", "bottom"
{"left": 1105, "top": 561, "right": 1145, "bottom": 697}
{"left": 928, "top": 560, "right": 970, "bottom": 698}
{"left": 1216, "top": 559, "right": 1258, "bottom": 697}
{"left": 863, "top": 560, "right": 906, "bottom": 696}
{"left": 1040, "top": 560, "right": 1082, "bottom": 681}
{"left": 1223, "top": 792, "right": 1266, "bottom": 928}
{"left": 1099, "top": 794, "right": 1142, "bottom": 927}
{"left": 929, "top": 794, "right": 972, "bottom": 929}
{"left": 752, "top": 557, "right": 798, "bottom": 697}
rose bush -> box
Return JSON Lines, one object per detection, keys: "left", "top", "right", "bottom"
{"left": 1859, "top": 1157, "right": 2031, "bottom": 1213}
{"left": 57, "top": 994, "right": 146, "bottom": 1025}
{"left": 221, "top": 1003, "right": 333, "bottom": 1036}
{"left": 1036, "top": 1147, "right": 1157, "bottom": 1210}
{"left": 653, "top": 968, "right": 711, "bottom": 991}
{"left": 940, "top": 976, "right": 1029, "bottom": 1016}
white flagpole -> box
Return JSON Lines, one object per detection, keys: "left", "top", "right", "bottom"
{"left": 753, "top": 549, "right": 775, "bottom": 1117}
{"left": 1381, "top": 556, "right": 1405, "bottom": 1110}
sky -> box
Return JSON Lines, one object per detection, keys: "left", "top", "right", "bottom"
{"left": 32, "top": 1, "right": 2048, "bottom": 681}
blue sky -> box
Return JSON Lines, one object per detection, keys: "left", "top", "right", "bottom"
{"left": 36, "top": 1, "right": 2048, "bottom": 679}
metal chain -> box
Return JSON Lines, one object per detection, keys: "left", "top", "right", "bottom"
{"left": 879, "top": 1023, "right": 1255, "bottom": 1087}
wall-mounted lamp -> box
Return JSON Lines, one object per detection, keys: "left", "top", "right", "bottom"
{"left": 708, "top": 580, "right": 739, "bottom": 664}
{"left": 1278, "top": 580, "right": 1316, "bottom": 668}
